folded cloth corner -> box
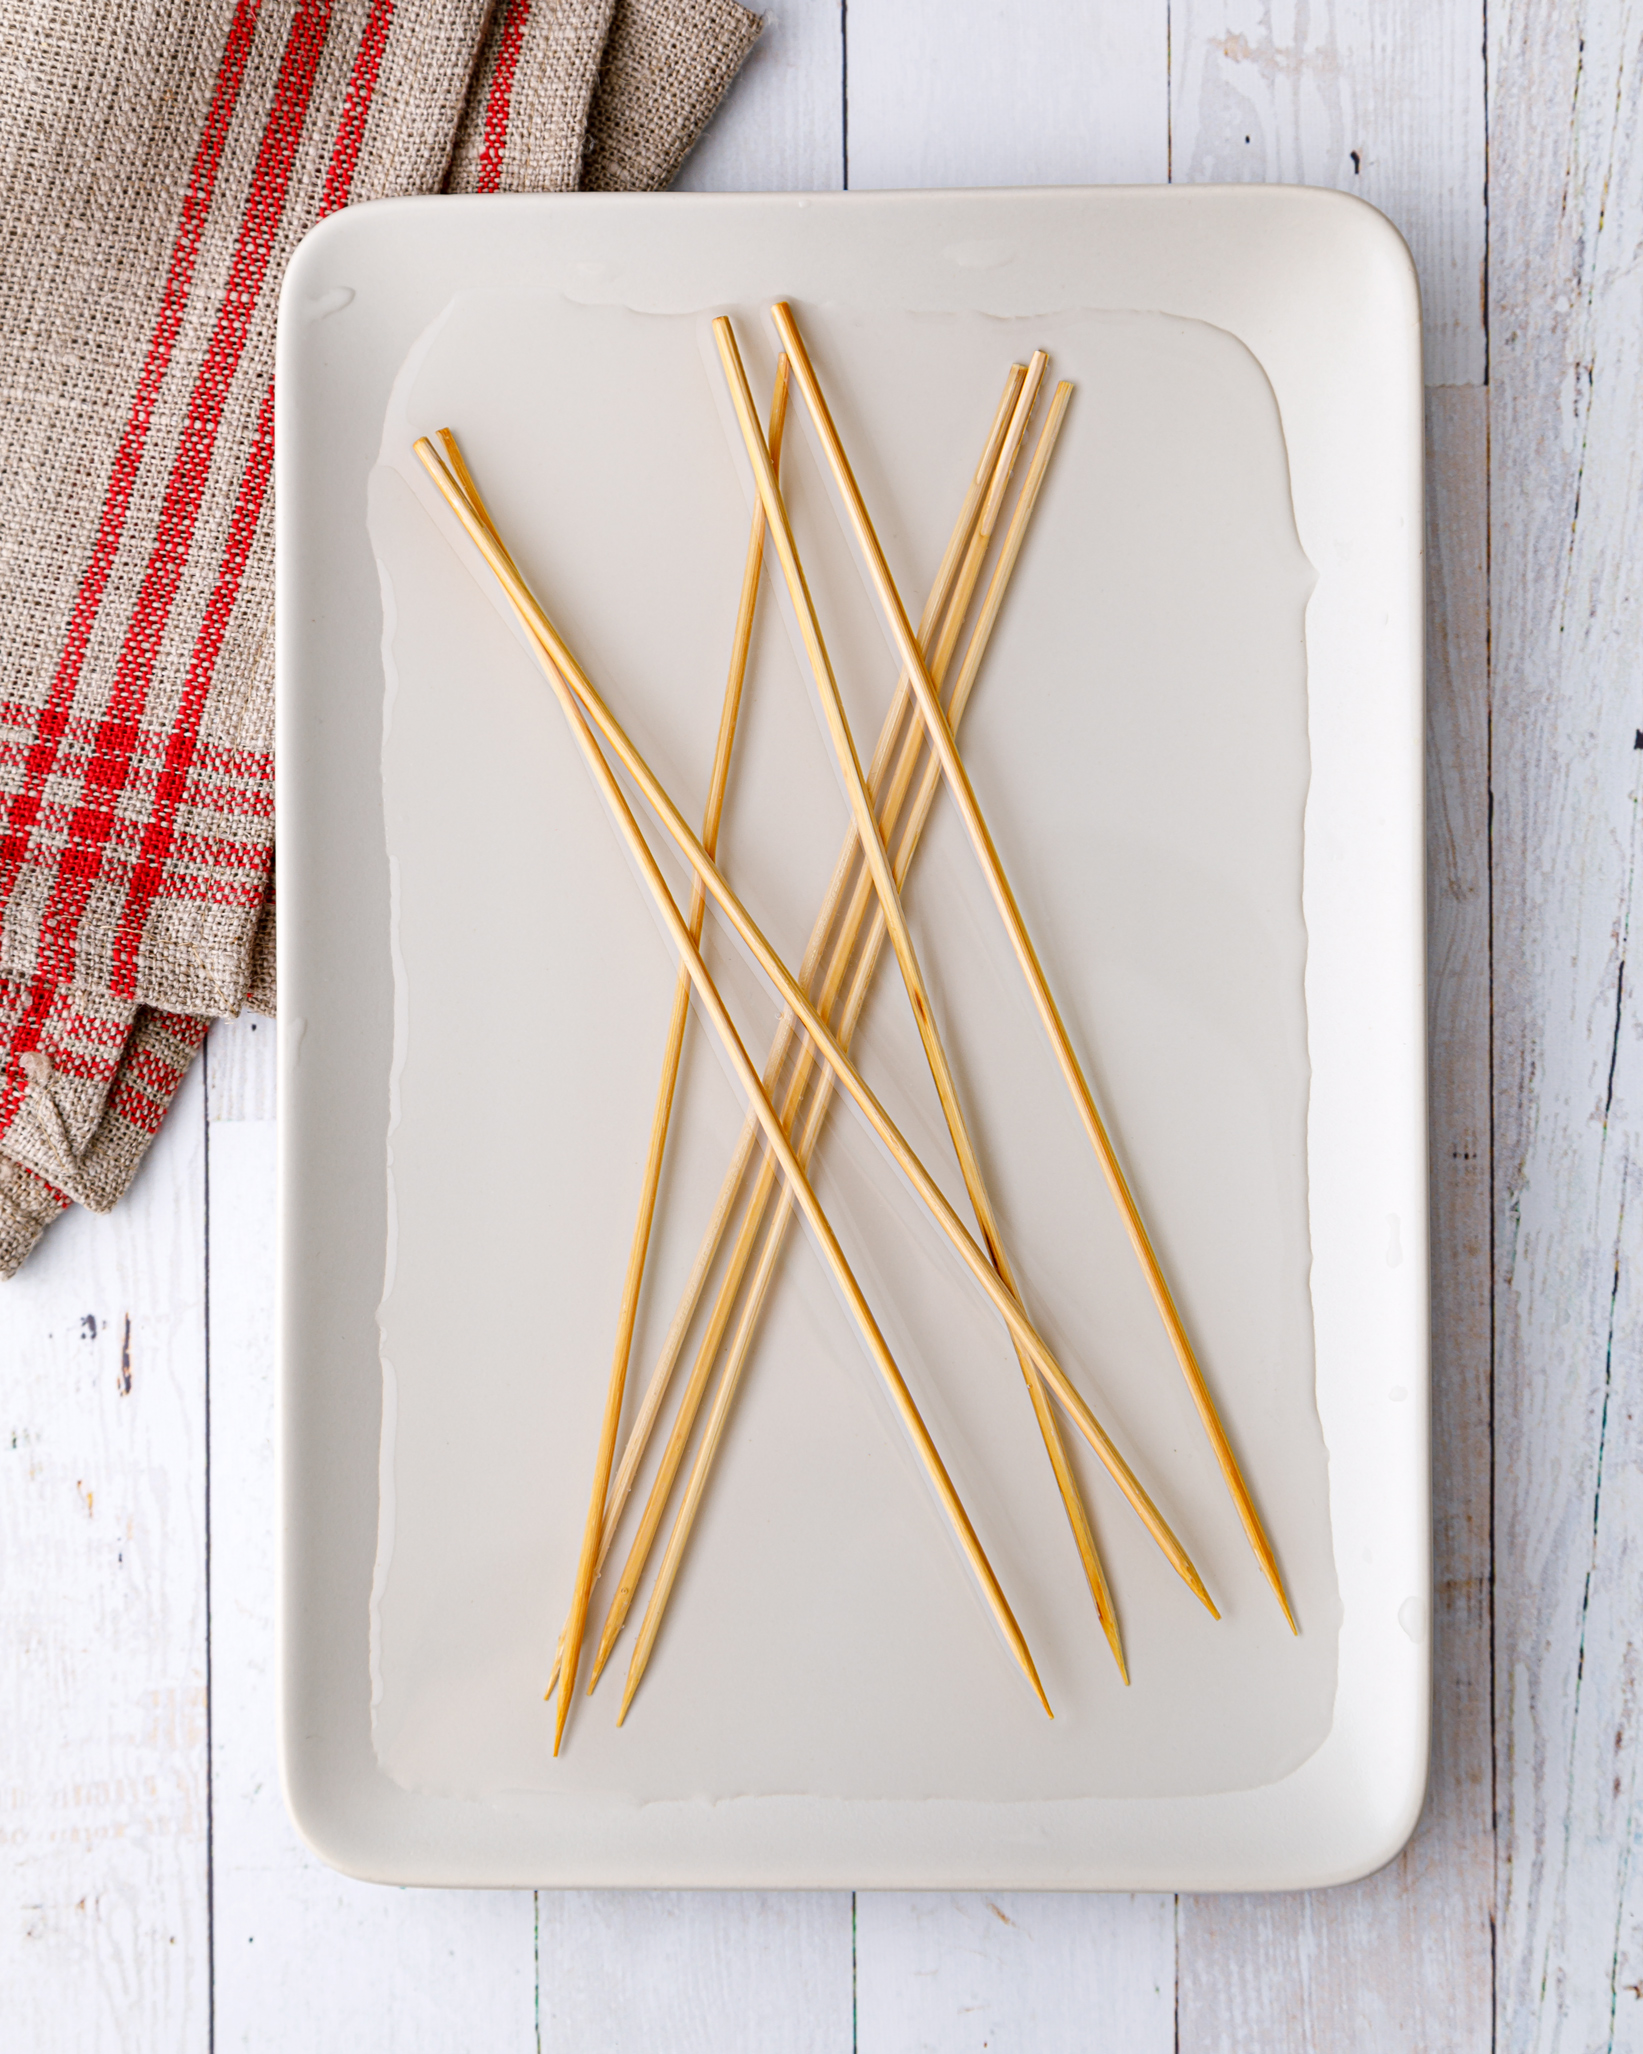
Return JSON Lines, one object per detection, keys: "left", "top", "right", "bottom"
{"left": 0, "top": 1161, "right": 70, "bottom": 1281}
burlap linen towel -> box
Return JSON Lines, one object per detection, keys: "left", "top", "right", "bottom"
{"left": 0, "top": 0, "right": 760, "bottom": 1275}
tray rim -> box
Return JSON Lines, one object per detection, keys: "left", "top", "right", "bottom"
{"left": 275, "top": 181, "right": 1428, "bottom": 1891}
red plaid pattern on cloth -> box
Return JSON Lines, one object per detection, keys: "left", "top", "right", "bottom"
{"left": 3, "top": 1004, "right": 211, "bottom": 1214}
{"left": 0, "top": 0, "right": 760, "bottom": 1275}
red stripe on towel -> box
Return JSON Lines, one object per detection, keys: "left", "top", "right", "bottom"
{"left": 476, "top": 0, "right": 531, "bottom": 194}
{"left": 108, "top": 380, "right": 277, "bottom": 998}
{"left": 319, "top": 0, "right": 393, "bottom": 215}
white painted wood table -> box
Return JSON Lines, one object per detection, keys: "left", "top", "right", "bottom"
{"left": 3, "top": 1, "right": 1636, "bottom": 2045}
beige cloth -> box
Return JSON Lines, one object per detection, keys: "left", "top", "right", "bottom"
{"left": 0, "top": 0, "right": 760, "bottom": 1276}
{"left": 582, "top": 0, "right": 762, "bottom": 190}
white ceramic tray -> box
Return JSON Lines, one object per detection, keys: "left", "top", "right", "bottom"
{"left": 276, "top": 186, "right": 1427, "bottom": 1890}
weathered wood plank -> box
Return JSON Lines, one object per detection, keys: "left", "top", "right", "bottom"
{"left": 1170, "top": 0, "right": 1487, "bottom": 383}
{"left": 537, "top": 1891, "right": 854, "bottom": 2052}
{"left": 832, "top": 16, "right": 1177, "bottom": 2043}
{"left": 843, "top": 0, "right": 1167, "bottom": 188}
{"left": 0, "top": 1064, "right": 209, "bottom": 2050}
{"left": 854, "top": 1892, "right": 1175, "bottom": 2053}
{"left": 541, "top": 36, "right": 857, "bottom": 2054}
{"left": 675, "top": 0, "right": 843, "bottom": 193}
{"left": 204, "top": 1010, "right": 276, "bottom": 1124}
{"left": 1171, "top": 5, "right": 1495, "bottom": 2040}
{"left": 1176, "top": 385, "right": 1495, "bottom": 2052}
{"left": 204, "top": 1017, "right": 539, "bottom": 2050}
{"left": 1489, "top": 3, "right": 1643, "bottom": 2046}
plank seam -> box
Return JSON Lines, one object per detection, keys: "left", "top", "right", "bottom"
{"left": 1482, "top": 12, "right": 1499, "bottom": 2009}
{"left": 851, "top": 1891, "right": 858, "bottom": 2054}
{"left": 839, "top": 0, "right": 849, "bottom": 188}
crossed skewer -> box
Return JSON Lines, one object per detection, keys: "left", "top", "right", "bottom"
{"left": 413, "top": 300, "right": 1293, "bottom": 1756}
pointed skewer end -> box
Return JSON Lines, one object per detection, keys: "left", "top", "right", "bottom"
{"left": 587, "top": 1631, "right": 616, "bottom": 1694}
{"left": 1189, "top": 1569, "right": 1221, "bottom": 1622}
{"left": 1102, "top": 1620, "right": 1130, "bottom": 1687}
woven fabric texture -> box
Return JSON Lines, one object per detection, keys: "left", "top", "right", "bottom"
{"left": 0, "top": 0, "right": 761, "bottom": 1275}
{"left": 4, "top": 1008, "right": 211, "bottom": 1213}
{"left": 0, "top": 1160, "right": 70, "bottom": 1280}
{"left": 582, "top": 0, "right": 761, "bottom": 191}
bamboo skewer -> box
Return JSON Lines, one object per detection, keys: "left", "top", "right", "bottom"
{"left": 540, "top": 366, "right": 1030, "bottom": 1701}
{"left": 585, "top": 1147, "right": 785, "bottom": 1691}
{"left": 413, "top": 436, "right": 1212, "bottom": 1615}
{"left": 770, "top": 299, "right": 1296, "bottom": 1633}
{"left": 617, "top": 1167, "right": 791, "bottom": 1724}
{"left": 427, "top": 439, "right": 632, "bottom": 1747}
{"left": 616, "top": 382, "right": 1135, "bottom": 1718}
{"left": 416, "top": 439, "right": 1053, "bottom": 1719}
{"left": 585, "top": 367, "right": 1050, "bottom": 1692}
{"left": 543, "top": 360, "right": 791, "bottom": 1741}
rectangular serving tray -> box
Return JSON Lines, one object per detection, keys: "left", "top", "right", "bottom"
{"left": 276, "top": 185, "right": 1427, "bottom": 1890}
